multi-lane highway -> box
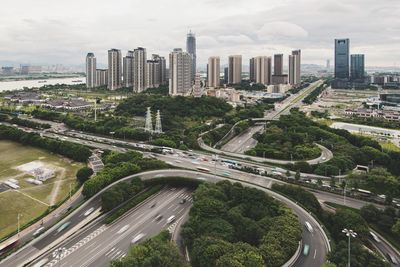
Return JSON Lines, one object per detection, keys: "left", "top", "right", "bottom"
{"left": 30, "top": 187, "right": 193, "bottom": 267}
{"left": 221, "top": 124, "right": 264, "bottom": 153}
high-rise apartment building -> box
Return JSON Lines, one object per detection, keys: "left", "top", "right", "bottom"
{"left": 350, "top": 54, "right": 365, "bottom": 81}
{"left": 228, "top": 55, "right": 242, "bottom": 84}
{"left": 193, "top": 73, "right": 203, "bottom": 98}
{"left": 224, "top": 67, "right": 228, "bottom": 84}
{"left": 289, "top": 50, "right": 301, "bottom": 86}
{"left": 133, "top": 47, "right": 147, "bottom": 93}
{"left": 335, "top": 38, "right": 350, "bottom": 79}
{"left": 86, "top": 53, "right": 96, "bottom": 88}
{"left": 207, "top": 56, "right": 220, "bottom": 88}
{"left": 146, "top": 60, "right": 160, "bottom": 88}
{"left": 96, "top": 69, "right": 108, "bottom": 87}
{"left": 152, "top": 54, "right": 167, "bottom": 85}
{"left": 249, "top": 58, "right": 255, "bottom": 82}
{"left": 169, "top": 48, "right": 192, "bottom": 96}
{"left": 186, "top": 31, "right": 196, "bottom": 81}
{"left": 253, "top": 56, "right": 272, "bottom": 85}
{"left": 107, "top": 49, "right": 122, "bottom": 90}
{"left": 123, "top": 51, "right": 134, "bottom": 88}
{"left": 274, "top": 54, "right": 284, "bottom": 75}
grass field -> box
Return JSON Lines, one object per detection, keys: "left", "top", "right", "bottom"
{"left": 0, "top": 140, "right": 84, "bottom": 239}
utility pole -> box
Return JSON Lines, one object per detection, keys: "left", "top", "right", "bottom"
{"left": 17, "top": 213, "right": 22, "bottom": 237}
{"left": 342, "top": 228, "right": 357, "bottom": 267}
{"left": 69, "top": 183, "right": 72, "bottom": 201}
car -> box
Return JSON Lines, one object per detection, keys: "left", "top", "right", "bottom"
{"left": 167, "top": 215, "right": 176, "bottom": 224}
{"left": 131, "top": 233, "right": 146, "bottom": 244}
{"left": 84, "top": 207, "right": 95, "bottom": 216}
{"left": 322, "top": 157, "right": 326, "bottom": 160}
{"left": 155, "top": 214, "right": 163, "bottom": 221}
{"left": 56, "top": 222, "right": 71, "bottom": 233}
{"left": 305, "top": 221, "right": 314, "bottom": 233}
{"left": 33, "top": 227, "right": 45, "bottom": 237}
{"left": 150, "top": 203, "right": 157, "bottom": 208}
{"left": 179, "top": 199, "right": 186, "bottom": 204}
{"left": 117, "top": 225, "right": 130, "bottom": 234}
{"left": 303, "top": 244, "right": 310, "bottom": 256}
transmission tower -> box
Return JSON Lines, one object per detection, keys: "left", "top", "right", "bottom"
{"left": 154, "top": 110, "right": 162, "bottom": 134}
{"left": 144, "top": 107, "right": 153, "bottom": 133}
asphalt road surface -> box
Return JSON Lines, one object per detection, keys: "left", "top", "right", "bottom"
{"left": 29, "top": 187, "right": 193, "bottom": 267}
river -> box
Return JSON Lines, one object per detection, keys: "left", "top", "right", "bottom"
{"left": 0, "top": 77, "right": 86, "bottom": 92}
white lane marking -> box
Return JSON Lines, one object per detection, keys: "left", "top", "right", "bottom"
{"left": 167, "top": 204, "right": 174, "bottom": 210}
{"left": 105, "top": 247, "right": 116, "bottom": 256}
{"left": 172, "top": 206, "right": 179, "bottom": 211}
{"left": 177, "top": 208, "right": 185, "bottom": 214}
{"left": 313, "top": 249, "right": 317, "bottom": 259}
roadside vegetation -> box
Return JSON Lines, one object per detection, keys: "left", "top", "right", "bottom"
{"left": 111, "top": 231, "right": 188, "bottom": 267}
{"left": 182, "top": 181, "right": 302, "bottom": 267}
{"left": 82, "top": 150, "right": 169, "bottom": 198}
{"left": 272, "top": 184, "right": 390, "bottom": 267}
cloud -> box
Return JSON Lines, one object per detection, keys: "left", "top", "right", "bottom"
{"left": 257, "top": 21, "right": 309, "bottom": 40}
{"left": 217, "top": 35, "right": 253, "bottom": 44}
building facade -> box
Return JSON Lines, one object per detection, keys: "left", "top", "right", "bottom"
{"left": 86, "top": 53, "right": 96, "bottom": 88}
{"left": 186, "top": 31, "right": 196, "bottom": 81}
{"left": 169, "top": 48, "right": 193, "bottom": 96}
{"left": 249, "top": 58, "right": 255, "bottom": 82}
{"left": 96, "top": 69, "right": 108, "bottom": 87}
{"left": 254, "top": 56, "right": 272, "bottom": 85}
{"left": 123, "top": 51, "right": 134, "bottom": 88}
{"left": 289, "top": 50, "right": 301, "bottom": 86}
{"left": 350, "top": 54, "right": 365, "bottom": 81}
{"left": 274, "top": 54, "right": 283, "bottom": 75}
{"left": 228, "top": 55, "right": 242, "bottom": 84}
{"left": 207, "top": 56, "right": 220, "bottom": 88}
{"left": 107, "top": 49, "right": 122, "bottom": 90}
{"left": 334, "top": 38, "right": 350, "bottom": 79}
{"left": 146, "top": 60, "right": 160, "bottom": 88}
{"left": 133, "top": 47, "right": 147, "bottom": 93}
{"left": 152, "top": 54, "right": 167, "bottom": 85}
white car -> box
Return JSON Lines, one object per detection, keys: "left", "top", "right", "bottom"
{"left": 131, "top": 233, "right": 146, "bottom": 244}
{"left": 84, "top": 207, "right": 95, "bottom": 216}
{"left": 167, "top": 215, "right": 176, "bottom": 224}
{"left": 117, "top": 225, "right": 130, "bottom": 234}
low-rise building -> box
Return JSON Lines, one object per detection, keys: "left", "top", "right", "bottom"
{"left": 344, "top": 108, "right": 400, "bottom": 122}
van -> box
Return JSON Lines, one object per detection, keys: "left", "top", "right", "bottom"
{"left": 167, "top": 215, "right": 176, "bottom": 224}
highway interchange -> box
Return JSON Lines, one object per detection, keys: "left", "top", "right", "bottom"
{"left": 1, "top": 80, "right": 399, "bottom": 266}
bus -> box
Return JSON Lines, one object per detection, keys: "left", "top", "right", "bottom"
{"left": 196, "top": 167, "right": 211, "bottom": 173}
{"left": 370, "top": 231, "right": 380, "bottom": 243}
{"left": 221, "top": 159, "right": 239, "bottom": 167}
{"left": 303, "top": 244, "right": 310, "bottom": 256}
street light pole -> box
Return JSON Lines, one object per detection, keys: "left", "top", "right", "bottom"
{"left": 342, "top": 228, "right": 357, "bottom": 267}
{"left": 17, "top": 213, "right": 22, "bottom": 237}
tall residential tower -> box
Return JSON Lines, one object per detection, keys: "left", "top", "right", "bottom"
{"left": 86, "top": 53, "right": 96, "bottom": 88}
{"left": 123, "top": 51, "right": 134, "bottom": 88}
{"left": 169, "top": 48, "right": 193, "bottom": 96}
{"left": 107, "top": 49, "right": 122, "bottom": 90}
{"left": 289, "top": 50, "right": 301, "bottom": 86}
{"left": 133, "top": 47, "right": 147, "bottom": 92}
{"left": 228, "top": 55, "right": 242, "bottom": 84}
{"left": 207, "top": 56, "right": 220, "bottom": 88}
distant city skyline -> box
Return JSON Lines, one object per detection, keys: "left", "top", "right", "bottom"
{"left": 0, "top": 0, "right": 399, "bottom": 67}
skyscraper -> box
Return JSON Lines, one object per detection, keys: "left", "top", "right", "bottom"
{"left": 249, "top": 58, "right": 255, "bottom": 82}
{"left": 123, "top": 51, "right": 134, "bottom": 88}
{"left": 86, "top": 53, "right": 96, "bottom": 88}
{"left": 208, "top": 56, "right": 220, "bottom": 88}
{"left": 289, "top": 50, "right": 301, "bottom": 86}
{"left": 133, "top": 47, "right": 147, "bottom": 92}
{"left": 274, "top": 54, "right": 283, "bottom": 75}
{"left": 224, "top": 67, "right": 229, "bottom": 84}
{"left": 254, "top": 56, "right": 272, "bottom": 85}
{"left": 186, "top": 31, "right": 196, "bottom": 81}
{"left": 350, "top": 54, "right": 365, "bottom": 81}
{"left": 228, "top": 55, "right": 242, "bottom": 84}
{"left": 169, "top": 48, "right": 193, "bottom": 96}
{"left": 146, "top": 60, "right": 160, "bottom": 88}
{"left": 108, "top": 49, "right": 122, "bottom": 90}
{"left": 335, "top": 38, "right": 350, "bottom": 79}
{"left": 152, "top": 54, "right": 167, "bottom": 86}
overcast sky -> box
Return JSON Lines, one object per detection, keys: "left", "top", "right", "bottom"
{"left": 1, "top": 0, "right": 399, "bottom": 67}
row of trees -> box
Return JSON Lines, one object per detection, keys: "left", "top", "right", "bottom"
{"left": 82, "top": 150, "right": 169, "bottom": 198}
{"left": 181, "top": 181, "right": 302, "bottom": 267}
{"left": 0, "top": 125, "right": 91, "bottom": 162}
{"left": 0, "top": 114, "right": 51, "bottom": 130}
{"left": 302, "top": 83, "right": 327, "bottom": 104}
{"left": 111, "top": 231, "right": 188, "bottom": 267}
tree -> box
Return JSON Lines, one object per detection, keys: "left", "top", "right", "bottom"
{"left": 295, "top": 170, "right": 300, "bottom": 181}
{"left": 392, "top": 220, "right": 400, "bottom": 235}
{"left": 76, "top": 167, "right": 94, "bottom": 184}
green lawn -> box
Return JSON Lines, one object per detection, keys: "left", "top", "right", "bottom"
{"left": 0, "top": 140, "right": 84, "bottom": 239}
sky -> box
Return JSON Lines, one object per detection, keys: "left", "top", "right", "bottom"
{"left": 0, "top": 0, "right": 399, "bottom": 68}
